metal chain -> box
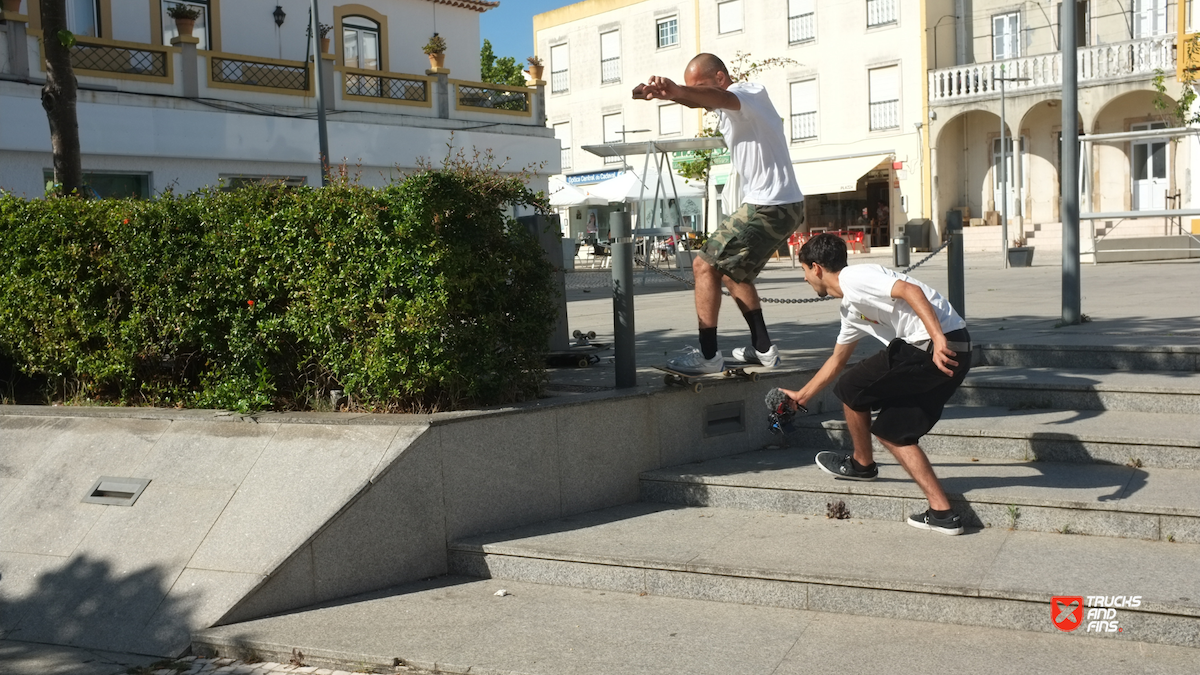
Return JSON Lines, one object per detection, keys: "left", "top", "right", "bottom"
{"left": 631, "top": 238, "right": 950, "bottom": 305}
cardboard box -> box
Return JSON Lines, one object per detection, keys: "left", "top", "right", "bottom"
{"left": 985, "top": 211, "right": 1000, "bottom": 227}
{"left": 969, "top": 218, "right": 985, "bottom": 227}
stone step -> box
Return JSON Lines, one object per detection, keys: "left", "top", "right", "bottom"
{"left": 790, "top": 406, "right": 1200, "bottom": 470}
{"left": 976, "top": 344, "right": 1200, "bottom": 372}
{"left": 953, "top": 366, "right": 1200, "bottom": 413}
{"left": 447, "top": 504, "right": 1200, "bottom": 650}
{"left": 639, "top": 447, "right": 1200, "bottom": 543}
{"left": 191, "top": 576, "right": 1200, "bottom": 674}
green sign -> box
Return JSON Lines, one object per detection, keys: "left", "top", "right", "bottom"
{"left": 671, "top": 148, "right": 730, "bottom": 172}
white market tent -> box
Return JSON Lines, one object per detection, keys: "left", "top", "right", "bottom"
{"left": 547, "top": 176, "right": 607, "bottom": 207}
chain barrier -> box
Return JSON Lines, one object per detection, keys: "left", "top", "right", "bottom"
{"left": 630, "top": 237, "right": 951, "bottom": 305}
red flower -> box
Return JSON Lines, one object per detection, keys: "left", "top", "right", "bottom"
{"left": 123, "top": 219, "right": 129, "bottom": 224}
{"left": 247, "top": 300, "right": 254, "bottom": 306}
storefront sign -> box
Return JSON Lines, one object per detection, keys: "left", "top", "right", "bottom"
{"left": 566, "top": 170, "right": 622, "bottom": 185}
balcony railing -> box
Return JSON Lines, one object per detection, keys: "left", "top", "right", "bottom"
{"left": 789, "top": 12, "right": 815, "bottom": 44}
{"left": 791, "top": 111, "right": 816, "bottom": 140}
{"left": 867, "top": 0, "right": 897, "bottom": 27}
{"left": 454, "top": 81, "right": 531, "bottom": 115}
{"left": 601, "top": 56, "right": 620, "bottom": 83}
{"left": 551, "top": 68, "right": 569, "bottom": 93}
{"left": 929, "top": 35, "right": 1175, "bottom": 104}
{"left": 210, "top": 54, "right": 309, "bottom": 93}
{"left": 71, "top": 38, "right": 170, "bottom": 80}
{"left": 342, "top": 68, "right": 429, "bottom": 106}
{"left": 869, "top": 100, "right": 899, "bottom": 130}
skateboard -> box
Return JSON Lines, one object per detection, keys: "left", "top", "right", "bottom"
{"left": 654, "top": 365, "right": 761, "bottom": 392}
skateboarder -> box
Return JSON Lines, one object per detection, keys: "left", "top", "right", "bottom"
{"left": 633, "top": 53, "right": 805, "bottom": 374}
{"left": 777, "top": 234, "right": 971, "bottom": 535}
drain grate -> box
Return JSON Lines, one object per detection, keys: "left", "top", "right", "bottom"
{"left": 82, "top": 476, "right": 151, "bottom": 506}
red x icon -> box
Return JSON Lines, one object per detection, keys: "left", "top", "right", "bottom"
{"left": 1052, "top": 596, "right": 1084, "bottom": 631}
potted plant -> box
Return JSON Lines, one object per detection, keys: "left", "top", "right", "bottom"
{"left": 1007, "top": 235, "right": 1034, "bottom": 267}
{"left": 318, "top": 23, "right": 332, "bottom": 54}
{"left": 423, "top": 33, "right": 446, "bottom": 70}
{"left": 166, "top": 3, "right": 202, "bottom": 37}
{"left": 526, "top": 54, "right": 544, "bottom": 81}
{"left": 2, "top": 0, "right": 24, "bottom": 14}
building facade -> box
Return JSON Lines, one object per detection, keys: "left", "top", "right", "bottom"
{"left": 926, "top": 0, "right": 1189, "bottom": 252}
{"left": 535, "top": 0, "right": 927, "bottom": 247}
{"left": 0, "top": 0, "right": 558, "bottom": 198}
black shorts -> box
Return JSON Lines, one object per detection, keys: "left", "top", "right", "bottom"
{"left": 833, "top": 329, "right": 971, "bottom": 446}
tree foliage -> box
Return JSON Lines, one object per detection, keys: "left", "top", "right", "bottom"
{"left": 480, "top": 39, "right": 526, "bottom": 86}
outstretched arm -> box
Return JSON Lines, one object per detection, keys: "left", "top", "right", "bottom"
{"left": 891, "top": 280, "right": 957, "bottom": 376}
{"left": 633, "top": 76, "right": 741, "bottom": 111}
{"left": 778, "top": 341, "right": 858, "bottom": 410}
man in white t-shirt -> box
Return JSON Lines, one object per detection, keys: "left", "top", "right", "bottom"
{"left": 779, "top": 234, "right": 972, "bottom": 535}
{"left": 634, "top": 54, "right": 805, "bottom": 374}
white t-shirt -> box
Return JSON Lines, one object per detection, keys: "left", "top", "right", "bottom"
{"left": 835, "top": 265, "right": 967, "bottom": 346}
{"left": 717, "top": 82, "right": 804, "bottom": 206}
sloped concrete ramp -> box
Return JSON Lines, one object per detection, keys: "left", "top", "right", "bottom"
{"left": 0, "top": 411, "right": 429, "bottom": 656}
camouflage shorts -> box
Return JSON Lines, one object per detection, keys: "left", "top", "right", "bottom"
{"left": 698, "top": 201, "right": 806, "bottom": 283}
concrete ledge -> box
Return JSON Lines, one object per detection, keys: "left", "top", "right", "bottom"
{"left": 978, "top": 344, "right": 1200, "bottom": 372}
{"left": 445, "top": 505, "right": 1200, "bottom": 649}
{"left": 954, "top": 366, "right": 1200, "bottom": 413}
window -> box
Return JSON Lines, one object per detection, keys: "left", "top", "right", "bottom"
{"left": 550, "top": 43, "right": 569, "bottom": 93}
{"left": 992, "top": 12, "right": 1020, "bottom": 60}
{"left": 868, "top": 66, "right": 899, "bottom": 131}
{"left": 788, "top": 0, "right": 815, "bottom": 44}
{"left": 67, "top": 0, "right": 101, "bottom": 37}
{"left": 162, "top": 1, "right": 210, "bottom": 49}
{"left": 45, "top": 170, "right": 150, "bottom": 199}
{"left": 718, "top": 0, "right": 743, "bottom": 34}
{"left": 602, "top": 112, "right": 624, "bottom": 165}
{"left": 220, "top": 175, "right": 307, "bottom": 191}
{"left": 600, "top": 30, "right": 620, "bottom": 84}
{"left": 1133, "top": 0, "right": 1168, "bottom": 38}
{"left": 343, "top": 16, "right": 381, "bottom": 71}
{"left": 866, "top": 0, "right": 897, "bottom": 28}
{"left": 790, "top": 79, "right": 817, "bottom": 141}
{"left": 1057, "top": 2, "right": 1090, "bottom": 48}
{"left": 555, "top": 122, "right": 572, "bottom": 170}
{"left": 659, "top": 103, "right": 682, "bottom": 136}
{"left": 657, "top": 17, "right": 679, "bottom": 48}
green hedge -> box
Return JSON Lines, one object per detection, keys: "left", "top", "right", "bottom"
{"left": 0, "top": 167, "right": 557, "bottom": 412}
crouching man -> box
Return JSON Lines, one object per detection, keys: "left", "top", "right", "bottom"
{"left": 779, "top": 234, "right": 971, "bottom": 535}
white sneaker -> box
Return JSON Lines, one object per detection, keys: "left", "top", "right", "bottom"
{"left": 666, "top": 346, "right": 724, "bottom": 374}
{"left": 731, "top": 344, "right": 780, "bottom": 368}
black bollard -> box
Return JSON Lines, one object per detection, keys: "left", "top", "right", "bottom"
{"left": 946, "top": 209, "right": 965, "bottom": 319}
{"left": 610, "top": 208, "right": 636, "bottom": 388}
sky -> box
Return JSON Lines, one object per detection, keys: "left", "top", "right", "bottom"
{"left": 479, "top": 1, "right": 577, "bottom": 63}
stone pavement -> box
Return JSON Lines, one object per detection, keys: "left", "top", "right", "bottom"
{"left": 548, "top": 247, "right": 1200, "bottom": 393}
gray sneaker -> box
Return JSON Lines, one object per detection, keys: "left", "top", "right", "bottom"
{"left": 908, "top": 509, "right": 964, "bottom": 536}
{"left": 731, "top": 344, "right": 780, "bottom": 368}
{"left": 667, "top": 346, "right": 723, "bottom": 374}
{"left": 815, "top": 451, "right": 878, "bottom": 481}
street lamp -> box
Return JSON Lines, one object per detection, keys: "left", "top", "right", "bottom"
{"left": 996, "top": 68, "right": 1030, "bottom": 268}
{"left": 273, "top": 5, "right": 286, "bottom": 27}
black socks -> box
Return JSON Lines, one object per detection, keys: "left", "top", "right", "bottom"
{"left": 699, "top": 327, "right": 719, "bottom": 359}
{"left": 850, "top": 457, "right": 876, "bottom": 473}
{"left": 744, "top": 309, "right": 771, "bottom": 353}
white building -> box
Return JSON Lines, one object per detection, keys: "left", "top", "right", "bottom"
{"left": 926, "top": 0, "right": 1190, "bottom": 254}
{"left": 0, "top": 0, "right": 557, "bottom": 198}
{"left": 534, "top": 0, "right": 927, "bottom": 249}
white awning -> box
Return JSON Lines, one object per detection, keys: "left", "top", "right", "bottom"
{"left": 793, "top": 153, "right": 893, "bottom": 196}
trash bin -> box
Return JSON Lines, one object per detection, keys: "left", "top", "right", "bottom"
{"left": 893, "top": 236, "right": 910, "bottom": 268}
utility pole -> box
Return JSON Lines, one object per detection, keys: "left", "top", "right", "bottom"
{"left": 1061, "top": 0, "right": 1081, "bottom": 324}
{"left": 310, "top": 0, "right": 330, "bottom": 185}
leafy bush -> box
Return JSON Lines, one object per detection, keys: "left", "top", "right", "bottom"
{"left": 0, "top": 163, "right": 557, "bottom": 412}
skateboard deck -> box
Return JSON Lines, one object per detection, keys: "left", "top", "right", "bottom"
{"left": 653, "top": 365, "right": 760, "bottom": 392}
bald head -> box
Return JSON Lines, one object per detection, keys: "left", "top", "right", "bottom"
{"left": 686, "top": 53, "right": 730, "bottom": 80}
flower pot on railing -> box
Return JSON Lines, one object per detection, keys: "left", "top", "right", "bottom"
{"left": 320, "top": 37, "right": 330, "bottom": 53}
{"left": 174, "top": 17, "right": 196, "bottom": 37}
{"left": 526, "top": 64, "right": 544, "bottom": 81}
{"left": 428, "top": 52, "right": 445, "bottom": 70}
{"left": 2, "top": 0, "right": 24, "bottom": 13}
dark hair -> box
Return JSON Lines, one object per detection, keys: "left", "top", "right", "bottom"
{"left": 798, "top": 233, "right": 848, "bottom": 271}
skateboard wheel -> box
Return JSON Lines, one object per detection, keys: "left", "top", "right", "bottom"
{"left": 692, "top": 382, "right": 703, "bottom": 393}
{"left": 749, "top": 372, "right": 759, "bottom": 382}
{"left": 572, "top": 330, "right": 583, "bottom": 338}
{"left": 587, "top": 331, "right": 597, "bottom": 339}
{"left": 578, "top": 358, "right": 590, "bottom": 368}
{"left": 664, "top": 375, "right": 675, "bottom": 386}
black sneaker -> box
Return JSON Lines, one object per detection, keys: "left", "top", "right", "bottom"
{"left": 815, "top": 451, "right": 878, "bottom": 481}
{"left": 908, "top": 509, "right": 964, "bottom": 536}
